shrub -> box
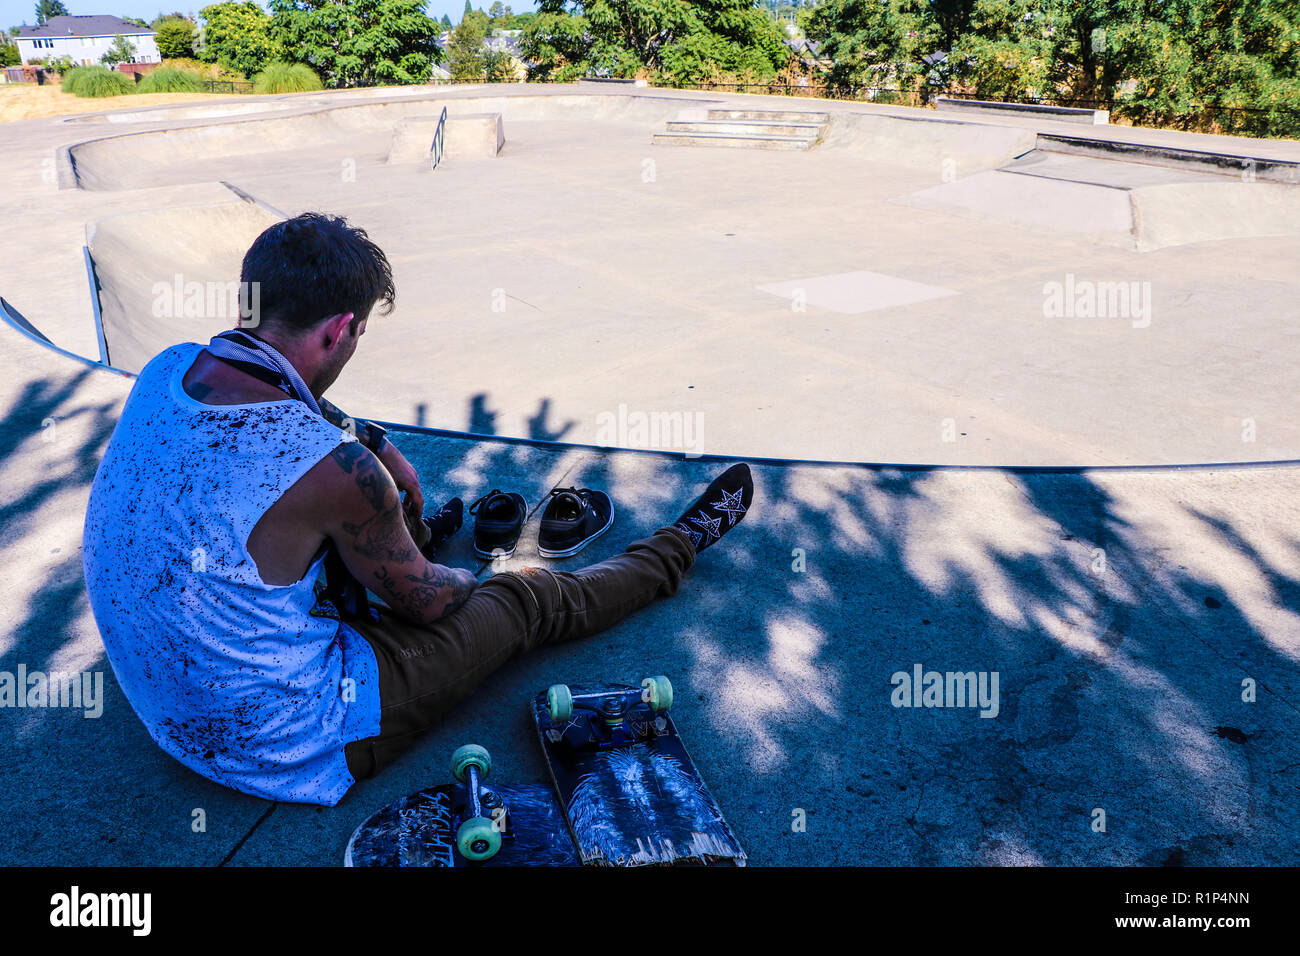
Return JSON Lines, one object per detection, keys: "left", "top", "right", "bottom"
{"left": 63, "top": 65, "right": 135, "bottom": 98}
{"left": 61, "top": 66, "right": 95, "bottom": 94}
{"left": 43, "top": 54, "right": 76, "bottom": 74}
{"left": 135, "top": 66, "right": 205, "bottom": 93}
{"left": 252, "top": 62, "right": 322, "bottom": 94}
{"left": 162, "top": 57, "right": 245, "bottom": 82}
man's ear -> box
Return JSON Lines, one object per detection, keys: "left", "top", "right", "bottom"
{"left": 320, "top": 313, "right": 355, "bottom": 349}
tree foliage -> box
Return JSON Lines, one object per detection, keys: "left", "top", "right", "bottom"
{"left": 803, "top": 0, "right": 1300, "bottom": 134}
{"left": 523, "top": 0, "right": 790, "bottom": 81}
{"left": 267, "top": 0, "right": 442, "bottom": 87}
{"left": 100, "top": 34, "right": 137, "bottom": 65}
{"left": 196, "top": 1, "right": 279, "bottom": 77}
{"left": 445, "top": 7, "right": 489, "bottom": 78}
{"left": 35, "top": 0, "right": 69, "bottom": 26}
{"left": 154, "top": 18, "right": 197, "bottom": 59}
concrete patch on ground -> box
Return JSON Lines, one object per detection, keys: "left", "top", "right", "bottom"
{"left": 755, "top": 270, "right": 958, "bottom": 314}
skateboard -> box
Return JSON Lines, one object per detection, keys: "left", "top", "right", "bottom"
{"left": 344, "top": 744, "right": 580, "bottom": 867}
{"left": 534, "top": 678, "right": 747, "bottom": 866}
{"left": 345, "top": 676, "right": 745, "bottom": 867}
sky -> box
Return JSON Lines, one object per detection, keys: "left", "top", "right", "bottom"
{"left": 2, "top": 0, "right": 539, "bottom": 31}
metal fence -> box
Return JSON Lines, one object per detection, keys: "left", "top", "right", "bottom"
{"left": 201, "top": 79, "right": 254, "bottom": 95}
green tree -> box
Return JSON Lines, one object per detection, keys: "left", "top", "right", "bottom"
{"left": 196, "top": 1, "right": 278, "bottom": 77}
{"left": 440, "top": 13, "right": 453, "bottom": 28}
{"left": 804, "top": 0, "right": 1300, "bottom": 135}
{"left": 1094, "top": 0, "right": 1300, "bottom": 135}
{"left": 484, "top": 47, "right": 515, "bottom": 80}
{"left": 154, "top": 18, "right": 197, "bottom": 59}
{"left": 803, "top": 0, "right": 943, "bottom": 92}
{"left": 519, "top": 10, "right": 592, "bottom": 79}
{"left": 0, "top": 39, "right": 21, "bottom": 67}
{"left": 100, "top": 33, "right": 138, "bottom": 65}
{"left": 35, "top": 0, "right": 69, "bottom": 25}
{"left": 446, "top": 8, "right": 488, "bottom": 78}
{"left": 151, "top": 11, "right": 193, "bottom": 27}
{"left": 533, "top": 0, "right": 789, "bottom": 80}
{"left": 268, "top": 0, "right": 442, "bottom": 88}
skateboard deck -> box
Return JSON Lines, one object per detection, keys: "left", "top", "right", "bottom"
{"left": 345, "top": 782, "right": 579, "bottom": 867}
{"left": 344, "top": 677, "right": 745, "bottom": 867}
{"left": 532, "top": 680, "right": 747, "bottom": 867}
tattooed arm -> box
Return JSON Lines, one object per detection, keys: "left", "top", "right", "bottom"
{"left": 322, "top": 442, "right": 476, "bottom": 625}
{"left": 318, "top": 398, "right": 427, "bottom": 544}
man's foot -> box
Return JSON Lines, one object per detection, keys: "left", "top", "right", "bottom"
{"left": 418, "top": 497, "right": 464, "bottom": 561}
{"left": 671, "top": 463, "right": 753, "bottom": 553}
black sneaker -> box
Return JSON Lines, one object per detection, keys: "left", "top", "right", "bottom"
{"left": 538, "top": 487, "right": 614, "bottom": 558}
{"left": 417, "top": 497, "right": 463, "bottom": 561}
{"left": 468, "top": 489, "right": 527, "bottom": 559}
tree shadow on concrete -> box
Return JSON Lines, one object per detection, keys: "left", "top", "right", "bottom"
{"left": 2, "top": 368, "right": 1298, "bottom": 867}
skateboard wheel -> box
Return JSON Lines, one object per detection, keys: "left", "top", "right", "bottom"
{"left": 641, "top": 675, "right": 673, "bottom": 712}
{"left": 456, "top": 816, "right": 501, "bottom": 861}
{"left": 449, "top": 744, "right": 491, "bottom": 783}
{"left": 547, "top": 684, "right": 573, "bottom": 722}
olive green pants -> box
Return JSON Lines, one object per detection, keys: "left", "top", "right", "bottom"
{"left": 341, "top": 526, "right": 696, "bottom": 781}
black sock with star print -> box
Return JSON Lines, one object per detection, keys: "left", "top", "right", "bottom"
{"left": 671, "top": 463, "right": 754, "bottom": 553}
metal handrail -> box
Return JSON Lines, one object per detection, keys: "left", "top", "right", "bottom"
{"left": 431, "top": 106, "right": 447, "bottom": 169}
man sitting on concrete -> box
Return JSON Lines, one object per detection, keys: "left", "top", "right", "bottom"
{"left": 81, "top": 212, "right": 753, "bottom": 806}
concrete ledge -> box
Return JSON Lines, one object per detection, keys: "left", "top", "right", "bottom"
{"left": 387, "top": 112, "right": 505, "bottom": 164}
{"left": 1037, "top": 133, "right": 1300, "bottom": 184}
{"left": 937, "top": 95, "right": 1109, "bottom": 126}
{"left": 580, "top": 77, "right": 649, "bottom": 88}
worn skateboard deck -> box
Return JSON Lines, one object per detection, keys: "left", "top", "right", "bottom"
{"left": 345, "top": 783, "right": 579, "bottom": 867}
{"left": 532, "top": 681, "right": 747, "bottom": 866}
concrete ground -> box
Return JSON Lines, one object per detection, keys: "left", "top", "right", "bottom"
{"left": 1, "top": 83, "right": 1298, "bottom": 865}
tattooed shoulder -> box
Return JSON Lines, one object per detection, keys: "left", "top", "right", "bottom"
{"left": 329, "top": 441, "right": 369, "bottom": 474}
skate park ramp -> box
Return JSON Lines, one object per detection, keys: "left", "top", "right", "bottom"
{"left": 87, "top": 199, "right": 281, "bottom": 374}
{"left": 898, "top": 138, "right": 1300, "bottom": 251}
{"left": 55, "top": 88, "right": 1300, "bottom": 466}
{"left": 65, "top": 93, "right": 698, "bottom": 191}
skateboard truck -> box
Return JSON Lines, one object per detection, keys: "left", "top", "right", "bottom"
{"left": 449, "top": 744, "right": 505, "bottom": 862}
{"left": 545, "top": 676, "right": 674, "bottom": 746}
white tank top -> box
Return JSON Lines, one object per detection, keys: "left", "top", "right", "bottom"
{"left": 82, "top": 342, "right": 380, "bottom": 805}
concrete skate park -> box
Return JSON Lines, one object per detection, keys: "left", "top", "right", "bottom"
{"left": 2, "top": 82, "right": 1299, "bottom": 865}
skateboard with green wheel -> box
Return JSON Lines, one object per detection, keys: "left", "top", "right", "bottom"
{"left": 345, "top": 676, "right": 744, "bottom": 866}
{"left": 534, "top": 676, "right": 747, "bottom": 866}
{"left": 344, "top": 743, "right": 579, "bottom": 867}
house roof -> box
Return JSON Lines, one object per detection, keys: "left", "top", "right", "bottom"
{"left": 17, "top": 15, "right": 154, "bottom": 39}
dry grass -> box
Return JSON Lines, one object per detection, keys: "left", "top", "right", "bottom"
{"left": 0, "top": 83, "right": 236, "bottom": 123}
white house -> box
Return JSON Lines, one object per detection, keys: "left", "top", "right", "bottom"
{"left": 16, "top": 15, "right": 159, "bottom": 66}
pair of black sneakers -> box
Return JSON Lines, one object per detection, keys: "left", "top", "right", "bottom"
{"left": 422, "top": 486, "right": 615, "bottom": 561}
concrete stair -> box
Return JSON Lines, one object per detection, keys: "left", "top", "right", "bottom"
{"left": 652, "top": 109, "right": 829, "bottom": 150}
